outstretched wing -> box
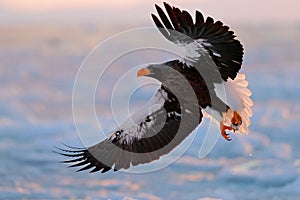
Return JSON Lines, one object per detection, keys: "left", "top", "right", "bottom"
{"left": 56, "top": 87, "right": 202, "bottom": 173}
{"left": 151, "top": 2, "right": 244, "bottom": 81}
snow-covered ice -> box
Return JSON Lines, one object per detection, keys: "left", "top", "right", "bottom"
{"left": 0, "top": 24, "right": 299, "bottom": 199}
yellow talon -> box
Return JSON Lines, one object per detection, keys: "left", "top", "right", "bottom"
{"left": 220, "top": 122, "right": 232, "bottom": 141}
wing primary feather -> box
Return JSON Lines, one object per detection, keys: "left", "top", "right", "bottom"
{"left": 61, "top": 143, "right": 85, "bottom": 150}
{"left": 163, "top": 2, "right": 180, "bottom": 31}
{"left": 60, "top": 157, "right": 85, "bottom": 163}
{"left": 53, "top": 146, "right": 83, "bottom": 153}
{"left": 101, "top": 166, "right": 112, "bottom": 173}
{"left": 69, "top": 160, "right": 89, "bottom": 168}
{"left": 173, "top": 8, "right": 192, "bottom": 36}
{"left": 205, "top": 16, "right": 214, "bottom": 27}
{"left": 182, "top": 10, "right": 193, "bottom": 27}
{"left": 54, "top": 151, "right": 83, "bottom": 158}
{"left": 196, "top": 26, "right": 206, "bottom": 37}
{"left": 151, "top": 14, "right": 171, "bottom": 40}
{"left": 174, "top": 7, "right": 187, "bottom": 28}
{"left": 154, "top": 4, "right": 174, "bottom": 30}
{"left": 195, "top": 10, "right": 204, "bottom": 26}
{"left": 90, "top": 166, "right": 102, "bottom": 173}
{"left": 76, "top": 164, "right": 94, "bottom": 172}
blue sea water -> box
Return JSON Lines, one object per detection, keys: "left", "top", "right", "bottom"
{"left": 0, "top": 25, "right": 300, "bottom": 200}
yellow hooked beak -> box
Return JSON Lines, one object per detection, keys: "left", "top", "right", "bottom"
{"left": 137, "top": 68, "right": 151, "bottom": 77}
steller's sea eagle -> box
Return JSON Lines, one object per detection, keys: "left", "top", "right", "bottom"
{"left": 56, "top": 2, "right": 253, "bottom": 173}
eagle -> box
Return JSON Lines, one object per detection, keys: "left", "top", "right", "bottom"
{"left": 56, "top": 2, "right": 253, "bottom": 173}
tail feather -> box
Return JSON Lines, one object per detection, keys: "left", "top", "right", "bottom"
{"left": 227, "top": 74, "right": 253, "bottom": 134}
{"left": 206, "top": 73, "right": 253, "bottom": 135}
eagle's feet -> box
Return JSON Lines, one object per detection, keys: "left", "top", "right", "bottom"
{"left": 231, "top": 111, "right": 242, "bottom": 131}
{"left": 220, "top": 122, "right": 232, "bottom": 141}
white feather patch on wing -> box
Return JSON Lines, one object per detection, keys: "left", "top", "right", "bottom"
{"left": 203, "top": 106, "right": 222, "bottom": 124}
{"left": 204, "top": 74, "right": 253, "bottom": 134}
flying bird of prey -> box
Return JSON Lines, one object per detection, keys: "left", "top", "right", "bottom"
{"left": 56, "top": 2, "right": 253, "bottom": 173}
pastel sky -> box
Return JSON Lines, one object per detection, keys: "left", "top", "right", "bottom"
{"left": 1, "top": 0, "right": 299, "bottom": 26}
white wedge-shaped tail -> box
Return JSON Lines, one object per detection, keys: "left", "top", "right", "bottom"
{"left": 204, "top": 74, "right": 253, "bottom": 134}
